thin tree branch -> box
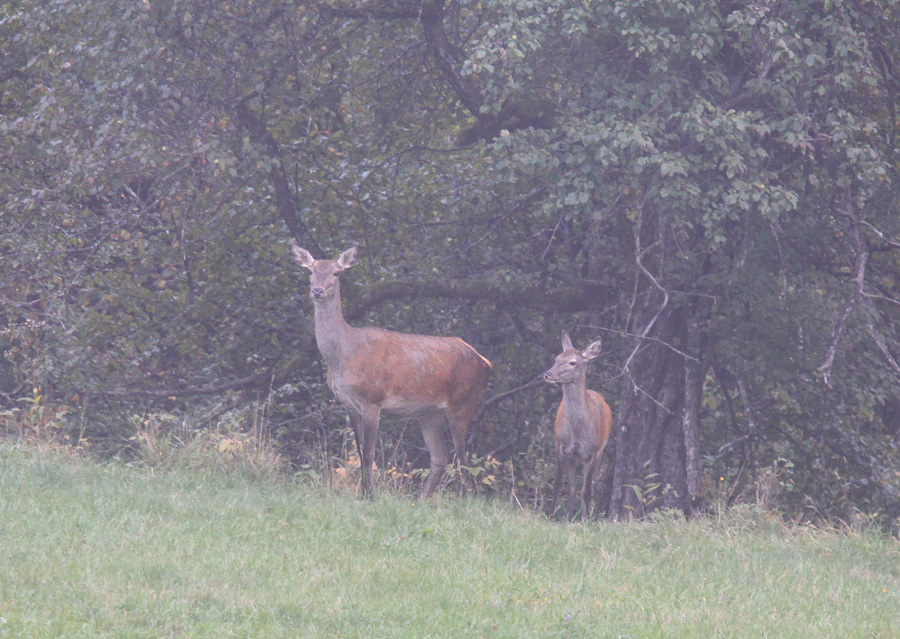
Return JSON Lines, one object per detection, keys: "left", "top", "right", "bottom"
{"left": 861, "top": 219, "right": 900, "bottom": 249}
{"left": 343, "top": 277, "right": 604, "bottom": 320}
{"left": 864, "top": 308, "right": 900, "bottom": 376}
{"left": 419, "top": 0, "right": 486, "bottom": 117}
{"left": 474, "top": 377, "right": 545, "bottom": 423}
{"left": 622, "top": 207, "right": 670, "bottom": 385}
{"left": 322, "top": 1, "right": 421, "bottom": 20}
{"left": 234, "top": 95, "right": 325, "bottom": 257}
{"left": 93, "top": 370, "right": 277, "bottom": 399}
{"left": 817, "top": 195, "right": 867, "bottom": 385}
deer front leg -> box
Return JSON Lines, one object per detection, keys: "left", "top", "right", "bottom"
{"left": 549, "top": 452, "right": 565, "bottom": 517}
{"left": 350, "top": 405, "right": 380, "bottom": 500}
{"left": 581, "top": 451, "right": 603, "bottom": 520}
{"left": 563, "top": 457, "right": 578, "bottom": 520}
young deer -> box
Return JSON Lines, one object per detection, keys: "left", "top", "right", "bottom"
{"left": 291, "top": 244, "right": 491, "bottom": 498}
{"left": 543, "top": 330, "right": 613, "bottom": 519}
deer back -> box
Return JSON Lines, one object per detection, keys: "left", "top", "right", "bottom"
{"left": 331, "top": 326, "right": 491, "bottom": 415}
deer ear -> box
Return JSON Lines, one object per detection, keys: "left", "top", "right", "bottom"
{"left": 337, "top": 246, "right": 358, "bottom": 270}
{"left": 291, "top": 243, "right": 316, "bottom": 270}
{"left": 582, "top": 338, "right": 603, "bottom": 361}
{"left": 561, "top": 330, "right": 574, "bottom": 352}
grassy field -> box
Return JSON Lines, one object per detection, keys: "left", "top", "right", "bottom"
{"left": 1, "top": 444, "right": 898, "bottom": 638}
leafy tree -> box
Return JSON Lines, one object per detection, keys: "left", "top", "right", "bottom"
{"left": 3, "top": 0, "right": 900, "bottom": 523}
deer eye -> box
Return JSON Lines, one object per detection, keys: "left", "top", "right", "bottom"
{"left": 568, "top": 361, "right": 577, "bottom": 366}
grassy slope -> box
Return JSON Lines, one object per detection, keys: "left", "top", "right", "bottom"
{"left": 0, "top": 446, "right": 898, "bottom": 639}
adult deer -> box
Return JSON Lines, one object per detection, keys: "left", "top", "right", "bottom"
{"left": 543, "top": 330, "right": 613, "bottom": 519}
{"left": 291, "top": 244, "right": 491, "bottom": 498}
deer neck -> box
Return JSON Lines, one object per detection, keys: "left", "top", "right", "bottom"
{"left": 311, "top": 282, "right": 356, "bottom": 367}
{"left": 560, "top": 373, "right": 592, "bottom": 435}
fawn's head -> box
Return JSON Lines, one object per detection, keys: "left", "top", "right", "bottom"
{"left": 543, "top": 330, "right": 603, "bottom": 385}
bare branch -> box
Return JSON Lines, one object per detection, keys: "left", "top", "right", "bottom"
{"left": 419, "top": 0, "right": 486, "bottom": 117}
{"left": 322, "top": 2, "right": 421, "bottom": 20}
{"left": 343, "top": 277, "right": 604, "bottom": 320}
{"left": 861, "top": 219, "right": 900, "bottom": 249}
{"left": 817, "top": 196, "right": 868, "bottom": 385}
{"left": 474, "top": 377, "right": 545, "bottom": 423}
{"left": 816, "top": 289, "right": 860, "bottom": 386}
{"left": 93, "top": 370, "right": 277, "bottom": 399}
{"left": 865, "top": 309, "right": 900, "bottom": 376}
{"left": 736, "top": 374, "right": 758, "bottom": 438}
{"left": 234, "top": 96, "right": 325, "bottom": 257}
{"left": 622, "top": 207, "right": 670, "bottom": 383}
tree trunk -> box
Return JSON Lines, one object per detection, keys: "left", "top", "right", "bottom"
{"left": 605, "top": 305, "right": 707, "bottom": 518}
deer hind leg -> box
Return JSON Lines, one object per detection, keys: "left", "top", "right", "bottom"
{"left": 446, "top": 407, "right": 476, "bottom": 494}
{"left": 446, "top": 399, "right": 478, "bottom": 465}
{"left": 419, "top": 412, "right": 451, "bottom": 496}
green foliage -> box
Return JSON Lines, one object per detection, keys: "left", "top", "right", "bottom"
{"left": 2, "top": 0, "right": 900, "bottom": 523}
{"left": 468, "top": 0, "right": 900, "bottom": 521}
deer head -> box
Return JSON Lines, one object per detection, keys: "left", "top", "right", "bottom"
{"left": 291, "top": 243, "right": 357, "bottom": 302}
{"left": 543, "top": 330, "right": 603, "bottom": 385}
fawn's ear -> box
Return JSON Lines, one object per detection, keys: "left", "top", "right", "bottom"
{"left": 336, "top": 246, "right": 358, "bottom": 270}
{"left": 561, "top": 330, "right": 574, "bottom": 352}
{"left": 291, "top": 243, "right": 316, "bottom": 270}
{"left": 582, "top": 338, "right": 603, "bottom": 361}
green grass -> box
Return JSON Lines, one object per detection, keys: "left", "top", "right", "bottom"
{"left": 1, "top": 445, "right": 898, "bottom": 638}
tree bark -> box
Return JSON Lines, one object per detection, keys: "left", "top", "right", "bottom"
{"left": 607, "top": 308, "right": 699, "bottom": 518}
{"left": 681, "top": 316, "right": 706, "bottom": 502}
